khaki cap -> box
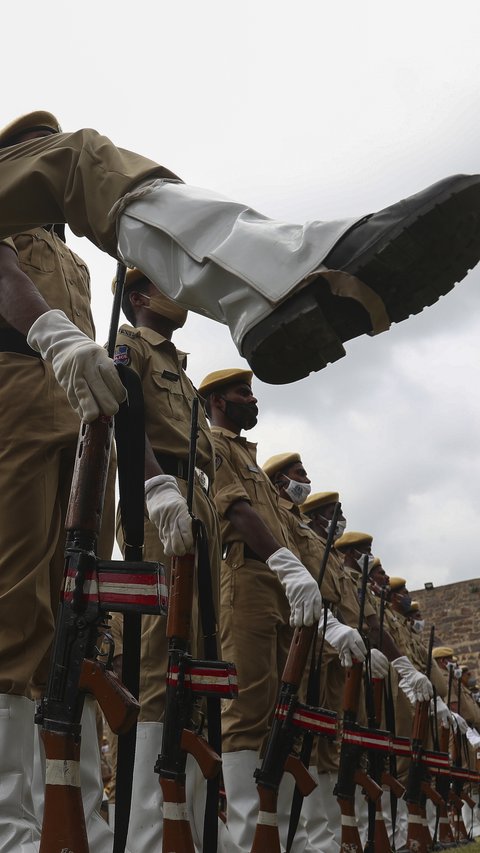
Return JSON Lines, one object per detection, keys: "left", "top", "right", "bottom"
{"left": 410, "top": 600, "right": 420, "bottom": 610}
{"left": 301, "top": 491, "right": 339, "bottom": 514}
{"left": 198, "top": 368, "right": 253, "bottom": 397}
{"left": 370, "top": 557, "right": 382, "bottom": 570}
{"left": 0, "top": 111, "right": 61, "bottom": 148}
{"left": 389, "top": 577, "right": 407, "bottom": 591}
{"left": 432, "top": 646, "right": 456, "bottom": 660}
{"left": 262, "top": 452, "right": 301, "bottom": 478}
{"left": 111, "top": 267, "right": 147, "bottom": 294}
{"left": 335, "top": 531, "right": 373, "bottom": 552}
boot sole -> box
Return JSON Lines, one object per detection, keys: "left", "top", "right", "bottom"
{"left": 243, "top": 176, "right": 480, "bottom": 384}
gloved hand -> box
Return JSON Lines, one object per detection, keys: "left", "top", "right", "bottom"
{"left": 370, "top": 648, "right": 390, "bottom": 679}
{"left": 145, "top": 474, "right": 193, "bottom": 556}
{"left": 323, "top": 611, "right": 367, "bottom": 667}
{"left": 27, "top": 309, "right": 126, "bottom": 422}
{"left": 391, "top": 656, "right": 433, "bottom": 703}
{"left": 451, "top": 712, "right": 468, "bottom": 735}
{"left": 430, "top": 695, "right": 454, "bottom": 728}
{"left": 466, "top": 727, "right": 480, "bottom": 747}
{"left": 266, "top": 548, "right": 322, "bottom": 627}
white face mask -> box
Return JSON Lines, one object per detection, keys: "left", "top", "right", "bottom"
{"left": 356, "top": 553, "right": 375, "bottom": 572}
{"left": 412, "top": 619, "right": 425, "bottom": 634}
{"left": 329, "top": 515, "right": 347, "bottom": 541}
{"left": 284, "top": 478, "right": 311, "bottom": 505}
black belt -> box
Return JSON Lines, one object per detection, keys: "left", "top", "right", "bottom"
{"left": 0, "top": 328, "right": 41, "bottom": 359}
{"left": 154, "top": 452, "right": 189, "bottom": 479}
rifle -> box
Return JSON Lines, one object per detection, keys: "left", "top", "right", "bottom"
{"left": 449, "top": 673, "right": 472, "bottom": 841}
{"left": 251, "top": 503, "right": 342, "bottom": 852}
{"left": 155, "top": 397, "right": 238, "bottom": 853}
{"left": 333, "top": 556, "right": 383, "bottom": 853}
{"left": 364, "top": 592, "right": 404, "bottom": 853}
{"left": 404, "top": 625, "right": 440, "bottom": 853}
{"left": 37, "top": 265, "right": 169, "bottom": 853}
{"left": 285, "top": 501, "right": 342, "bottom": 851}
{"left": 250, "top": 616, "right": 337, "bottom": 853}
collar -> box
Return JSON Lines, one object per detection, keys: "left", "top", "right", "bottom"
{"left": 210, "top": 425, "right": 257, "bottom": 448}
{"left": 134, "top": 326, "right": 188, "bottom": 367}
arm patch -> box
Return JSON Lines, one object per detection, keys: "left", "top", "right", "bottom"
{"left": 114, "top": 344, "right": 131, "bottom": 366}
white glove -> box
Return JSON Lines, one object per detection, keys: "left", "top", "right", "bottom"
{"left": 266, "top": 548, "right": 322, "bottom": 627}
{"left": 391, "top": 656, "right": 433, "bottom": 703}
{"left": 431, "top": 695, "right": 454, "bottom": 728}
{"left": 370, "top": 648, "right": 390, "bottom": 679}
{"left": 27, "top": 309, "right": 126, "bottom": 422}
{"left": 145, "top": 474, "right": 193, "bottom": 557}
{"left": 323, "top": 611, "right": 367, "bottom": 667}
{"left": 451, "top": 712, "right": 468, "bottom": 735}
{"left": 466, "top": 727, "right": 480, "bottom": 747}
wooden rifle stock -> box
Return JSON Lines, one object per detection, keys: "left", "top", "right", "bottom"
{"left": 158, "top": 399, "right": 237, "bottom": 853}
{"left": 78, "top": 659, "right": 140, "bottom": 736}
{"left": 335, "top": 556, "right": 383, "bottom": 853}
{"left": 405, "top": 699, "right": 431, "bottom": 853}
{"left": 251, "top": 624, "right": 319, "bottom": 853}
{"left": 39, "top": 417, "right": 115, "bottom": 853}
{"left": 435, "top": 724, "right": 456, "bottom": 845}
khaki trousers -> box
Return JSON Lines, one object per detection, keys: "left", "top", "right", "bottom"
{"left": 0, "top": 129, "right": 178, "bottom": 255}
{"left": 220, "top": 556, "right": 292, "bottom": 752}
{"left": 116, "top": 480, "right": 221, "bottom": 722}
{"left": 0, "top": 353, "right": 115, "bottom": 696}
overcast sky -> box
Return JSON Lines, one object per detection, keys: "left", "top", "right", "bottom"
{"left": 4, "top": 0, "right": 480, "bottom": 592}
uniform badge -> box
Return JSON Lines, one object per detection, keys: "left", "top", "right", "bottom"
{"left": 114, "top": 344, "right": 131, "bottom": 366}
{"left": 215, "top": 454, "right": 223, "bottom": 470}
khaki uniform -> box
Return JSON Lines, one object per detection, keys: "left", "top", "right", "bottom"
{"left": 316, "top": 561, "right": 376, "bottom": 773}
{"left": 211, "top": 426, "right": 292, "bottom": 752}
{"left": 0, "top": 130, "right": 178, "bottom": 255}
{"left": 113, "top": 324, "right": 221, "bottom": 722}
{"left": 0, "top": 227, "right": 115, "bottom": 697}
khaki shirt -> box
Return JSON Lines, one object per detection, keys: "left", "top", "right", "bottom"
{"left": 114, "top": 325, "right": 215, "bottom": 481}
{"left": 277, "top": 498, "right": 341, "bottom": 605}
{"left": 210, "top": 426, "right": 288, "bottom": 556}
{"left": 1, "top": 227, "right": 94, "bottom": 337}
{"left": 337, "top": 565, "right": 376, "bottom": 630}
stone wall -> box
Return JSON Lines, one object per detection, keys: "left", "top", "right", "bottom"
{"left": 411, "top": 578, "right": 480, "bottom": 682}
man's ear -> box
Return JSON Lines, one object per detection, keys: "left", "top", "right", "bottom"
{"left": 211, "top": 392, "right": 226, "bottom": 411}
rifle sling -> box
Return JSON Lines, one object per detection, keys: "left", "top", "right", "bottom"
{"left": 196, "top": 521, "right": 221, "bottom": 852}
{"left": 113, "top": 364, "right": 146, "bottom": 853}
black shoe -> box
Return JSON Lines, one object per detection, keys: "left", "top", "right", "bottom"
{"left": 243, "top": 174, "right": 480, "bottom": 384}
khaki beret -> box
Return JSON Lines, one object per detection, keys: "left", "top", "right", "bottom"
{"left": 262, "top": 452, "right": 301, "bottom": 478}
{"left": 0, "top": 111, "right": 61, "bottom": 148}
{"left": 335, "top": 531, "right": 373, "bottom": 552}
{"left": 410, "top": 600, "right": 420, "bottom": 611}
{"left": 198, "top": 368, "right": 253, "bottom": 397}
{"left": 301, "top": 491, "right": 339, "bottom": 514}
{"left": 389, "top": 577, "right": 407, "bottom": 592}
{"left": 432, "top": 646, "right": 456, "bottom": 660}
{"left": 111, "top": 267, "right": 147, "bottom": 294}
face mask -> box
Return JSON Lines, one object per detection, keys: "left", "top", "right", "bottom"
{"left": 284, "top": 478, "right": 311, "bottom": 505}
{"left": 222, "top": 398, "right": 258, "bottom": 430}
{"left": 399, "top": 594, "right": 412, "bottom": 614}
{"left": 329, "top": 515, "right": 347, "bottom": 540}
{"left": 144, "top": 292, "right": 188, "bottom": 327}
{"left": 356, "top": 553, "right": 375, "bottom": 572}
{"left": 412, "top": 619, "right": 425, "bottom": 634}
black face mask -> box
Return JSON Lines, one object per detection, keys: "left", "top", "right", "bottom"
{"left": 399, "top": 594, "right": 412, "bottom": 614}
{"left": 222, "top": 397, "right": 258, "bottom": 430}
